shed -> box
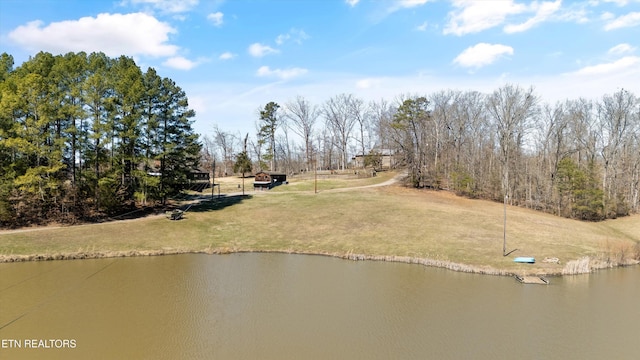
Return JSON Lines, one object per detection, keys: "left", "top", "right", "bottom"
{"left": 187, "top": 168, "right": 211, "bottom": 192}
{"left": 188, "top": 168, "right": 210, "bottom": 181}
{"left": 253, "top": 171, "right": 287, "bottom": 190}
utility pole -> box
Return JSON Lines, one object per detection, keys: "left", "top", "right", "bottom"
{"left": 502, "top": 194, "right": 518, "bottom": 256}
{"left": 211, "top": 159, "right": 216, "bottom": 201}
{"left": 503, "top": 194, "right": 507, "bottom": 256}
{"left": 242, "top": 133, "right": 248, "bottom": 196}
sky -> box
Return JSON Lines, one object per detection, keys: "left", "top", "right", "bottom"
{"left": 1, "top": 0, "right": 639, "bottom": 138}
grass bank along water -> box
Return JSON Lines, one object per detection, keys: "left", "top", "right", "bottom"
{"left": 0, "top": 172, "right": 638, "bottom": 276}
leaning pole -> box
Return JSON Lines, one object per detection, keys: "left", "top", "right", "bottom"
{"left": 503, "top": 194, "right": 507, "bottom": 256}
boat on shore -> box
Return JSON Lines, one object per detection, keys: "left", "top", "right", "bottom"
{"left": 514, "top": 257, "right": 535, "bottom": 264}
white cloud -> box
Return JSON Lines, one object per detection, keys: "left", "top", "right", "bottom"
{"left": 504, "top": 0, "right": 562, "bottom": 33}
{"left": 554, "top": 4, "right": 589, "bottom": 24}
{"left": 547, "top": 51, "right": 563, "bottom": 58}
{"left": 445, "top": 0, "right": 566, "bottom": 35}
{"left": 601, "top": 11, "right": 616, "bottom": 20}
{"left": 387, "top": 0, "right": 433, "bottom": 14}
{"left": 570, "top": 56, "right": 640, "bottom": 75}
{"left": 7, "top": 13, "right": 178, "bottom": 57}
{"left": 604, "top": 11, "right": 640, "bottom": 30}
{"left": 345, "top": 0, "right": 360, "bottom": 7}
{"left": 453, "top": 43, "right": 514, "bottom": 68}
{"left": 275, "top": 29, "right": 309, "bottom": 45}
{"left": 219, "top": 52, "right": 236, "bottom": 60}
{"left": 415, "top": 21, "right": 429, "bottom": 31}
{"left": 275, "top": 34, "right": 288, "bottom": 46}
{"left": 602, "top": 0, "right": 629, "bottom": 6}
{"left": 248, "top": 43, "right": 279, "bottom": 57}
{"left": 444, "top": 0, "right": 528, "bottom": 35}
{"left": 398, "top": 0, "right": 431, "bottom": 7}
{"left": 207, "top": 12, "right": 224, "bottom": 27}
{"left": 126, "top": 0, "right": 199, "bottom": 13}
{"left": 163, "top": 56, "right": 199, "bottom": 70}
{"left": 356, "top": 78, "right": 383, "bottom": 89}
{"left": 256, "top": 66, "right": 308, "bottom": 80}
{"left": 608, "top": 43, "right": 636, "bottom": 55}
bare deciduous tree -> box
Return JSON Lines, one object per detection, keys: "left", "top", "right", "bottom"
{"left": 212, "top": 125, "right": 237, "bottom": 176}
{"left": 322, "top": 94, "right": 358, "bottom": 170}
{"left": 599, "top": 89, "right": 636, "bottom": 216}
{"left": 486, "top": 84, "right": 538, "bottom": 204}
{"left": 351, "top": 96, "right": 370, "bottom": 166}
{"left": 284, "top": 96, "right": 318, "bottom": 171}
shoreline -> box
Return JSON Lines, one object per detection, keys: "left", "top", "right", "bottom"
{"left": 1, "top": 247, "right": 637, "bottom": 278}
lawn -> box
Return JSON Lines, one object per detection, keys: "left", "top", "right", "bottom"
{"left": 1, "top": 171, "right": 638, "bottom": 276}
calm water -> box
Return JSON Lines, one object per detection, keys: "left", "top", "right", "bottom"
{"left": 0, "top": 253, "right": 638, "bottom": 359}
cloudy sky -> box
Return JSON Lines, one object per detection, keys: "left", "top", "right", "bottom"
{"left": 1, "top": 0, "right": 639, "bottom": 137}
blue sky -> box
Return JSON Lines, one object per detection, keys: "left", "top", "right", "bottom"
{"left": 1, "top": 0, "right": 639, "bottom": 138}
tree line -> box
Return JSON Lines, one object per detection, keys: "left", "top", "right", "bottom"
{"left": 206, "top": 86, "right": 639, "bottom": 221}
{"left": 0, "top": 52, "right": 201, "bottom": 227}
{"left": 1, "top": 50, "right": 636, "bottom": 226}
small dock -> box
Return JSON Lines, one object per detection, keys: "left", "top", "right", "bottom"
{"left": 515, "top": 275, "right": 549, "bottom": 285}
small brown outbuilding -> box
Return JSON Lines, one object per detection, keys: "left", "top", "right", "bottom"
{"left": 253, "top": 171, "right": 287, "bottom": 190}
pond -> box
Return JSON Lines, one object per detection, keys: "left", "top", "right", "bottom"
{"left": 1, "top": 253, "right": 638, "bottom": 359}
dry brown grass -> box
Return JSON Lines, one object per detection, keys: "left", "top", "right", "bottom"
{"left": 1, "top": 172, "right": 638, "bottom": 276}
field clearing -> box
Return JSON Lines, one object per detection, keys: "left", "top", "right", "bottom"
{"left": 1, "top": 171, "right": 638, "bottom": 276}
{"left": 195, "top": 170, "right": 397, "bottom": 194}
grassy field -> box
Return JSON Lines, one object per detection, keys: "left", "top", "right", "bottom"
{"left": 1, "top": 171, "right": 638, "bottom": 276}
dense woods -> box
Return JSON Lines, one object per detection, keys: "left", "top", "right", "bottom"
{"left": 387, "top": 86, "right": 639, "bottom": 221}
{"left": 0, "top": 52, "right": 201, "bottom": 227}
{"left": 211, "top": 86, "right": 639, "bottom": 221}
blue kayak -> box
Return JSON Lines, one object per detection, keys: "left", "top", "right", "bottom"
{"left": 514, "top": 257, "right": 535, "bottom": 264}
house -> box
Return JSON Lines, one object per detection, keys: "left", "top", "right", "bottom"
{"left": 352, "top": 149, "right": 395, "bottom": 170}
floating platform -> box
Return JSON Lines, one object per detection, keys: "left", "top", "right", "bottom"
{"left": 515, "top": 275, "right": 549, "bottom": 285}
{"left": 514, "top": 257, "right": 535, "bottom": 263}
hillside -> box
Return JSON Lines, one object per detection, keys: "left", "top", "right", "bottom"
{"left": 1, "top": 172, "right": 638, "bottom": 276}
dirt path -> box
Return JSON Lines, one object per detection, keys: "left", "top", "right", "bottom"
{"left": 322, "top": 172, "right": 406, "bottom": 192}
